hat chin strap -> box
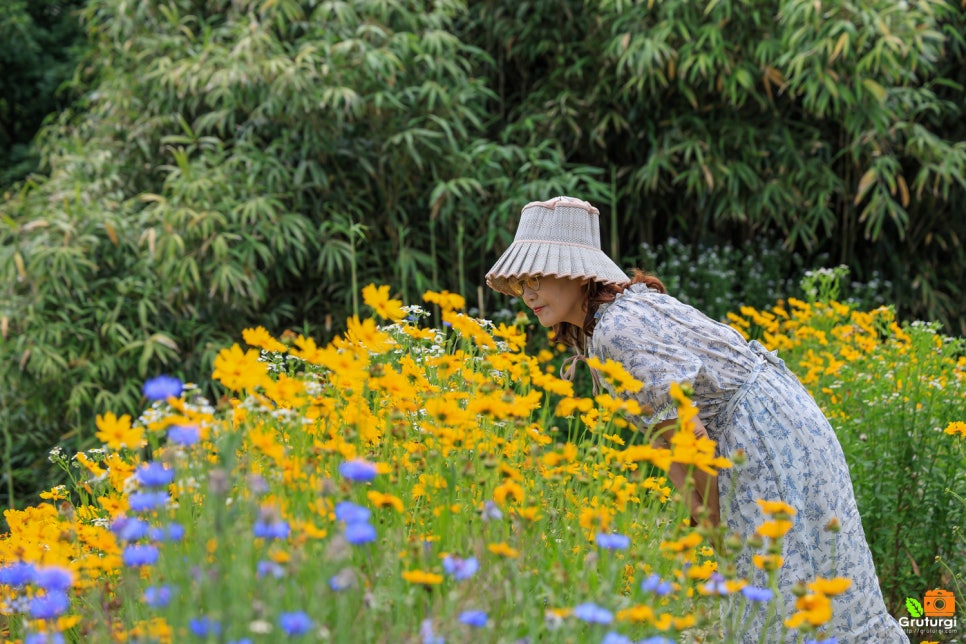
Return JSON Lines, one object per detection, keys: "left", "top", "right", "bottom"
{"left": 559, "top": 348, "right": 603, "bottom": 396}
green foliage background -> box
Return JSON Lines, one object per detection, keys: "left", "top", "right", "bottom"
{"left": 1, "top": 0, "right": 965, "bottom": 520}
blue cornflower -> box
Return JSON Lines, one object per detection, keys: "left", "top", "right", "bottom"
{"left": 338, "top": 459, "right": 378, "bottom": 482}
{"left": 640, "top": 573, "right": 673, "bottom": 596}
{"left": 28, "top": 591, "right": 69, "bottom": 620}
{"left": 135, "top": 461, "right": 175, "bottom": 487}
{"left": 143, "top": 375, "right": 183, "bottom": 401}
{"left": 458, "top": 610, "right": 488, "bottom": 628}
{"left": 25, "top": 633, "right": 65, "bottom": 644}
{"left": 189, "top": 616, "right": 221, "bottom": 638}
{"left": 148, "top": 522, "right": 185, "bottom": 542}
{"left": 601, "top": 632, "right": 634, "bottom": 644}
{"left": 572, "top": 602, "right": 613, "bottom": 624}
{"left": 128, "top": 490, "right": 169, "bottom": 512}
{"left": 143, "top": 584, "right": 173, "bottom": 608}
{"left": 804, "top": 639, "right": 838, "bottom": 644}
{"left": 741, "top": 585, "right": 774, "bottom": 602}
{"left": 279, "top": 611, "right": 314, "bottom": 636}
{"left": 328, "top": 568, "right": 356, "bottom": 591}
{"left": 33, "top": 566, "right": 73, "bottom": 592}
{"left": 640, "top": 638, "right": 677, "bottom": 644}
{"left": 253, "top": 519, "right": 291, "bottom": 540}
{"left": 595, "top": 532, "right": 631, "bottom": 550}
{"left": 702, "top": 573, "right": 729, "bottom": 596}
{"left": 168, "top": 425, "right": 200, "bottom": 445}
{"left": 442, "top": 555, "right": 479, "bottom": 581}
{"left": 111, "top": 516, "right": 151, "bottom": 542}
{"left": 344, "top": 521, "right": 377, "bottom": 545}
{"left": 420, "top": 618, "right": 445, "bottom": 644}
{"left": 0, "top": 561, "right": 36, "bottom": 587}
{"left": 123, "top": 544, "right": 160, "bottom": 567}
{"left": 334, "top": 501, "right": 371, "bottom": 524}
{"left": 257, "top": 560, "right": 286, "bottom": 579}
{"left": 480, "top": 500, "right": 502, "bottom": 521}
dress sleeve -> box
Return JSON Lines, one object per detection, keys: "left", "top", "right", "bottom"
{"left": 592, "top": 297, "right": 703, "bottom": 427}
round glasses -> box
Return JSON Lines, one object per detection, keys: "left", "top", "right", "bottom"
{"left": 508, "top": 275, "right": 541, "bottom": 296}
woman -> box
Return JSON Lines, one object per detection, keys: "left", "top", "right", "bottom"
{"left": 485, "top": 196, "right": 907, "bottom": 643}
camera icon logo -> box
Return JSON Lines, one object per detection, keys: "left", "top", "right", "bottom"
{"left": 923, "top": 589, "right": 956, "bottom": 617}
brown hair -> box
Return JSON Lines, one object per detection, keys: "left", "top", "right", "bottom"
{"left": 551, "top": 269, "right": 666, "bottom": 350}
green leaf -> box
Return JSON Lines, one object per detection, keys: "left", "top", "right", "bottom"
{"left": 905, "top": 597, "right": 923, "bottom": 618}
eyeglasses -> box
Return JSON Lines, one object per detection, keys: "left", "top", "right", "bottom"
{"left": 507, "top": 275, "right": 541, "bottom": 296}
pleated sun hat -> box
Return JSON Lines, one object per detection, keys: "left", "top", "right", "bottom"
{"left": 486, "top": 196, "right": 629, "bottom": 296}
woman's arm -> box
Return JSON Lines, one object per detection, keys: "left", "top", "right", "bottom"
{"left": 653, "top": 417, "right": 720, "bottom": 527}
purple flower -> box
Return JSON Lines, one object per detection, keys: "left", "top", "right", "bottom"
{"left": 253, "top": 519, "right": 291, "bottom": 540}
{"left": 148, "top": 522, "right": 185, "bottom": 542}
{"left": 338, "top": 459, "right": 378, "bottom": 482}
{"left": 442, "top": 555, "right": 479, "bottom": 581}
{"left": 25, "top": 633, "right": 65, "bottom": 644}
{"left": 143, "top": 375, "right": 183, "bottom": 401}
{"left": 640, "top": 573, "right": 673, "bottom": 596}
{"left": 573, "top": 602, "right": 613, "bottom": 624}
{"left": 279, "top": 611, "right": 314, "bottom": 636}
{"left": 0, "top": 561, "right": 36, "bottom": 587}
{"left": 168, "top": 425, "right": 200, "bottom": 446}
{"left": 804, "top": 639, "right": 838, "bottom": 644}
{"left": 595, "top": 532, "right": 630, "bottom": 550}
{"left": 33, "top": 566, "right": 73, "bottom": 592}
{"left": 257, "top": 560, "right": 286, "bottom": 579}
{"left": 702, "top": 573, "right": 729, "bottom": 596}
{"left": 420, "top": 618, "right": 445, "bottom": 644}
{"left": 136, "top": 461, "right": 175, "bottom": 487}
{"left": 29, "top": 591, "right": 69, "bottom": 620}
{"left": 334, "top": 501, "right": 371, "bottom": 524}
{"left": 143, "top": 584, "right": 173, "bottom": 608}
{"left": 480, "top": 500, "right": 503, "bottom": 521}
{"left": 123, "top": 544, "right": 160, "bottom": 567}
{"left": 189, "top": 616, "right": 221, "bottom": 637}
{"left": 111, "top": 516, "right": 151, "bottom": 542}
{"left": 601, "top": 633, "right": 634, "bottom": 644}
{"left": 458, "top": 610, "right": 488, "bottom": 628}
{"left": 328, "top": 568, "right": 356, "bottom": 591}
{"left": 741, "top": 585, "right": 774, "bottom": 602}
{"left": 344, "top": 521, "right": 377, "bottom": 545}
{"left": 128, "top": 490, "right": 169, "bottom": 512}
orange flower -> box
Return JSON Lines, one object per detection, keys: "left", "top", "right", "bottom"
{"left": 95, "top": 412, "right": 144, "bottom": 450}
{"left": 756, "top": 499, "right": 798, "bottom": 516}
{"left": 785, "top": 592, "right": 833, "bottom": 629}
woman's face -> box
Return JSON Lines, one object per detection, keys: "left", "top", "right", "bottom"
{"left": 520, "top": 275, "right": 588, "bottom": 327}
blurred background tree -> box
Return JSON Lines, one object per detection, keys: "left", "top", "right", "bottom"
{"left": 1, "top": 0, "right": 964, "bottom": 518}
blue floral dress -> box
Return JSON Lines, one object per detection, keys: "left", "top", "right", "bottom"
{"left": 591, "top": 284, "right": 907, "bottom": 643}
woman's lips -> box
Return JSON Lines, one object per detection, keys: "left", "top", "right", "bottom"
{"left": 532, "top": 306, "right": 545, "bottom": 314}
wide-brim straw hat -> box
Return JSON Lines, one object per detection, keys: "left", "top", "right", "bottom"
{"left": 486, "top": 196, "right": 629, "bottom": 296}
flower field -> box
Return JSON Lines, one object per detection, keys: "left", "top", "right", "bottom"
{"left": 1, "top": 284, "right": 963, "bottom": 644}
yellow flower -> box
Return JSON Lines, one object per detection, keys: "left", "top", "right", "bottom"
{"left": 944, "top": 421, "right": 966, "bottom": 437}
{"left": 422, "top": 289, "right": 465, "bottom": 312}
{"left": 401, "top": 569, "right": 443, "bottom": 585}
{"left": 784, "top": 592, "right": 833, "bottom": 629}
{"left": 213, "top": 343, "right": 270, "bottom": 391}
{"left": 808, "top": 576, "right": 851, "bottom": 596}
{"left": 494, "top": 480, "right": 525, "bottom": 506}
{"left": 752, "top": 554, "right": 784, "bottom": 571}
{"left": 242, "top": 326, "right": 288, "bottom": 353}
{"left": 487, "top": 542, "right": 520, "bottom": 558}
{"left": 756, "top": 499, "right": 797, "bottom": 516}
{"left": 756, "top": 520, "right": 794, "bottom": 540}
{"left": 367, "top": 490, "right": 404, "bottom": 513}
{"left": 363, "top": 283, "right": 406, "bottom": 321}
{"left": 95, "top": 412, "right": 144, "bottom": 450}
